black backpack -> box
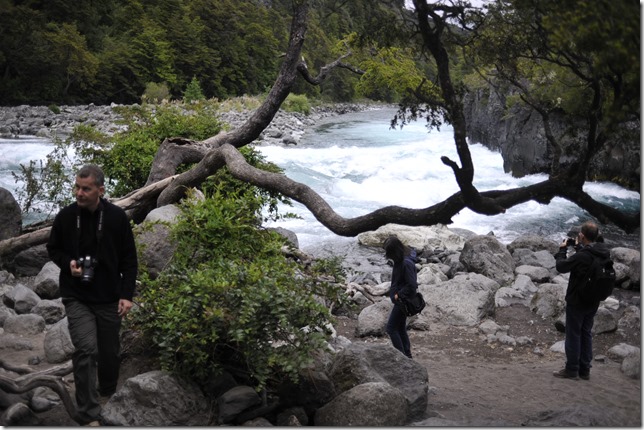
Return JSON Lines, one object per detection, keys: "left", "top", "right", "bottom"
{"left": 580, "top": 254, "right": 616, "bottom": 304}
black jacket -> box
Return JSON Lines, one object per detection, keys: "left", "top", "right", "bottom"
{"left": 554, "top": 242, "right": 611, "bottom": 307}
{"left": 389, "top": 252, "right": 418, "bottom": 303}
{"left": 47, "top": 198, "right": 138, "bottom": 304}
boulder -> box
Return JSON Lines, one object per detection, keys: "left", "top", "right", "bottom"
{"left": 44, "top": 317, "right": 74, "bottom": 364}
{"left": 4, "top": 314, "right": 46, "bottom": 335}
{"left": 357, "top": 223, "right": 466, "bottom": 252}
{"left": 0, "top": 187, "right": 21, "bottom": 241}
{"left": 100, "top": 370, "right": 210, "bottom": 426}
{"left": 314, "top": 382, "right": 408, "bottom": 426}
{"left": 460, "top": 235, "right": 515, "bottom": 287}
{"left": 32, "top": 261, "right": 61, "bottom": 299}
{"left": 3, "top": 284, "right": 41, "bottom": 314}
{"left": 327, "top": 343, "right": 428, "bottom": 419}
{"left": 422, "top": 273, "right": 498, "bottom": 326}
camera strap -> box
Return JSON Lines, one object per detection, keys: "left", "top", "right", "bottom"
{"left": 76, "top": 202, "right": 104, "bottom": 258}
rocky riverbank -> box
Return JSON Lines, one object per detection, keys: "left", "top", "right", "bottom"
{"left": 0, "top": 218, "right": 641, "bottom": 426}
{"left": 0, "top": 101, "right": 385, "bottom": 144}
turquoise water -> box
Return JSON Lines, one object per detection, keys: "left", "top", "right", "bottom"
{"left": 257, "top": 108, "right": 640, "bottom": 254}
{"left": 2, "top": 109, "right": 640, "bottom": 253}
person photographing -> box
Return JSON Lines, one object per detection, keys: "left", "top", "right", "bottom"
{"left": 47, "top": 164, "right": 138, "bottom": 424}
{"left": 552, "top": 221, "right": 610, "bottom": 380}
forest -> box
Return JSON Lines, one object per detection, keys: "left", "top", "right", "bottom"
{"left": 1, "top": 0, "right": 411, "bottom": 105}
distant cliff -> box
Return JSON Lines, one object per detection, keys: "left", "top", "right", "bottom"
{"left": 463, "top": 87, "right": 640, "bottom": 192}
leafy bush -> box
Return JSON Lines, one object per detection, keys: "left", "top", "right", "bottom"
{"left": 282, "top": 93, "right": 311, "bottom": 115}
{"left": 142, "top": 82, "right": 171, "bottom": 104}
{"left": 132, "top": 186, "right": 342, "bottom": 390}
{"left": 48, "top": 104, "right": 61, "bottom": 114}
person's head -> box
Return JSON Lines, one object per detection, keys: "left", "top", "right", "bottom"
{"left": 579, "top": 221, "right": 599, "bottom": 244}
{"left": 384, "top": 235, "right": 407, "bottom": 264}
{"left": 74, "top": 164, "right": 105, "bottom": 212}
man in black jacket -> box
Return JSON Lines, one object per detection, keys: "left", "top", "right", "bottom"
{"left": 47, "top": 164, "right": 138, "bottom": 425}
{"left": 552, "top": 221, "right": 610, "bottom": 381}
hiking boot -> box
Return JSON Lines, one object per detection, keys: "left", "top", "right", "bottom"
{"left": 553, "top": 368, "right": 579, "bottom": 380}
{"left": 579, "top": 372, "right": 590, "bottom": 380}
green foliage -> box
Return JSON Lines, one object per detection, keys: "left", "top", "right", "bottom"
{"left": 48, "top": 104, "right": 61, "bottom": 114}
{"left": 282, "top": 93, "right": 311, "bottom": 115}
{"left": 0, "top": 0, "right": 407, "bottom": 104}
{"left": 354, "top": 45, "right": 431, "bottom": 103}
{"left": 12, "top": 103, "right": 226, "bottom": 218}
{"left": 11, "top": 139, "right": 76, "bottom": 218}
{"left": 43, "top": 22, "right": 99, "bottom": 98}
{"left": 142, "top": 82, "right": 171, "bottom": 104}
{"left": 182, "top": 76, "right": 205, "bottom": 103}
{"left": 132, "top": 187, "right": 341, "bottom": 389}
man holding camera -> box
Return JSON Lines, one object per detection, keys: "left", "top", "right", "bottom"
{"left": 47, "top": 164, "right": 138, "bottom": 425}
{"left": 552, "top": 220, "right": 609, "bottom": 381}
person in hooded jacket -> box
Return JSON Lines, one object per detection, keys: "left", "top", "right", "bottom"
{"left": 384, "top": 236, "right": 418, "bottom": 359}
{"left": 552, "top": 220, "right": 610, "bottom": 381}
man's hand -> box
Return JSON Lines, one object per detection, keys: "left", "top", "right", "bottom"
{"left": 118, "top": 299, "right": 133, "bottom": 317}
{"left": 70, "top": 260, "right": 82, "bottom": 277}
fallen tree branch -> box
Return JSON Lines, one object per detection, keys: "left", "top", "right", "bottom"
{"left": 0, "top": 360, "right": 79, "bottom": 424}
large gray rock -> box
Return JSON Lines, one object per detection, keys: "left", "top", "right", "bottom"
{"left": 31, "top": 298, "right": 65, "bottom": 324}
{"left": 134, "top": 205, "right": 181, "bottom": 279}
{"left": 621, "top": 352, "right": 640, "bottom": 379}
{"left": 327, "top": 343, "right": 428, "bottom": 419}
{"left": 611, "top": 247, "right": 641, "bottom": 289}
{"left": 0, "top": 187, "right": 21, "bottom": 241}
{"left": 44, "top": 317, "right": 74, "bottom": 364}
{"left": 100, "top": 370, "right": 210, "bottom": 426}
{"left": 13, "top": 244, "right": 49, "bottom": 277}
{"left": 355, "top": 298, "right": 392, "bottom": 337}
{"left": 530, "top": 283, "right": 567, "bottom": 319}
{"left": 0, "top": 302, "right": 17, "bottom": 325}
{"left": 3, "top": 284, "right": 41, "bottom": 314}
{"left": 460, "top": 235, "right": 515, "bottom": 287}
{"left": 357, "top": 223, "right": 466, "bottom": 252}
{"left": 523, "top": 404, "right": 634, "bottom": 426}
{"left": 591, "top": 307, "right": 617, "bottom": 335}
{"left": 4, "top": 314, "right": 46, "bottom": 335}
{"left": 422, "top": 273, "right": 498, "bottom": 326}
{"left": 217, "top": 386, "right": 262, "bottom": 424}
{"left": 314, "top": 382, "right": 408, "bottom": 426}
{"left": 507, "top": 235, "right": 559, "bottom": 254}
{"left": 32, "top": 261, "right": 61, "bottom": 299}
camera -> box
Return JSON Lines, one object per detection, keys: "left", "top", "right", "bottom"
{"left": 564, "top": 237, "right": 576, "bottom": 247}
{"left": 77, "top": 256, "right": 97, "bottom": 284}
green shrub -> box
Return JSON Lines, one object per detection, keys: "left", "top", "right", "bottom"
{"left": 282, "top": 93, "right": 311, "bottom": 115}
{"left": 142, "top": 82, "right": 171, "bottom": 104}
{"left": 132, "top": 187, "right": 340, "bottom": 390}
{"left": 13, "top": 102, "right": 227, "bottom": 217}
{"left": 48, "top": 104, "right": 61, "bottom": 114}
{"left": 183, "top": 76, "right": 206, "bottom": 103}
{"left": 75, "top": 103, "right": 224, "bottom": 196}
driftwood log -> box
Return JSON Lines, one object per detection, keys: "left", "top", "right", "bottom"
{"left": 0, "top": 360, "right": 79, "bottom": 424}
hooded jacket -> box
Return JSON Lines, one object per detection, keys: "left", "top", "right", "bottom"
{"left": 554, "top": 242, "right": 611, "bottom": 307}
{"left": 47, "top": 198, "right": 138, "bottom": 304}
{"left": 389, "top": 249, "right": 418, "bottom": 303}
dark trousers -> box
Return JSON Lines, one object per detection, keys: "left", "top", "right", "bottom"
{"left": 564, "top": 302, "right": 598, "bottom": 375}
{"left": 386, "top": 304, "right": 411, "bottom": 358}
{"left": 64, "top": 298, "right": 121, "bottom": 423}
